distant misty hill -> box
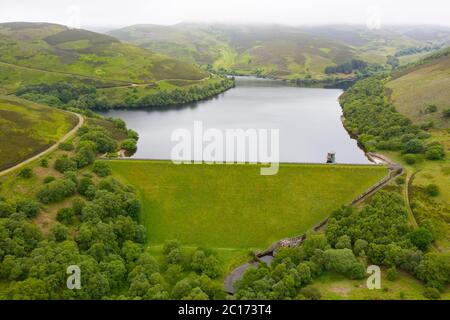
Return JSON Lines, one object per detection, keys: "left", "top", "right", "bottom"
{"left": 0, "top": 22, "right": 236, "bottom": 109}
{"left": 387, "top": 48, "right": 450, "bottom": 129}
{"left": 109, "top": 23, "right": 450, "bottom": 81}
{"left": 0, "top": 21, "right": 208, "bottom": 89}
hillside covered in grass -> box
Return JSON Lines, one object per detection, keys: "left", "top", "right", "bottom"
{"left": 387, "top": 49, "right": 450, "bottom": 129}
{"left": 108, "top": 160, "right": 388, "bottom": 249}
{"left": 0, "top": 96, "right": 78, "bottom": 171}
{"left": 340, "top": 53, "right": 450, "bottom": 251}
{"left": 0, "top": 22, "right": 207, "bottom": 84}
{"left": 109, "top": 24, "right": 450, "bottom": 83}
{"left": 0, "top": 22, "right": 234, "bottom": 109}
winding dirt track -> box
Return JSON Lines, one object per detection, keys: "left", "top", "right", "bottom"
{"left": 0, "top": 111, "right": 84, "bottom": 177}
{"left": 0, "top": 61, "right": 212, "bottom": 94}
{"left": 405, "top": 171, "right": 421, "bottom": 229}
{"left": 405, "top": 170, "right": 440, "bottom": 252}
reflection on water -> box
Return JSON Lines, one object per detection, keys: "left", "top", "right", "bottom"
{"left": 97, "top": 77, "right": 370, "bottom": 164}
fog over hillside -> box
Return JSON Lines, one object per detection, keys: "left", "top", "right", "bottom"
{"left": 0, "top": 0, "right": 449, "bottom": 29}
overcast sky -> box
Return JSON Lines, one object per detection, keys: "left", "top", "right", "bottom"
{"left": 0, "top": 0, "right": 449, "bottom": 29}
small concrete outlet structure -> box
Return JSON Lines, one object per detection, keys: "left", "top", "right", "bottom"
{"left": 327, "top": 151, "right": 336, "bottom": 164}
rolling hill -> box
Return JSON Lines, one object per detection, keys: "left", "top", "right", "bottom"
{"left": 109, "top": 24, "right": 450, "bottom": 81}
{"left": 0, "top": 22, "right": 236, "bottom": 108}
{"left": 0, "top": 95, "right": 79, "bottom": 171}
{"left": 387, "top": 49, "right": 450, "bottom": 129}
{"left": 108, "top": 160, "right": 388, "bottom": 249}
{"left": 0, "top": 22, "right": 208, "bottom": 87}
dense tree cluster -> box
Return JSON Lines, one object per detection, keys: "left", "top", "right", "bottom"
{"left": 394, "top": 44, "right": 445, "bottom": 58}
{"left": 425, "top": 142, "right": 446, "bottom": 160}
{"left": 92, "top": 161, "right": 112, "bottom": 178}
{"left": 16, "top": 79, "right": 235, "bottom": 110}
{"left": 37, "top": 179, "right": 77, "bottom": 204}
{"left": 443, "top": 109, "right": 450, "bottom": 118}
{"left": 116, "top": 79, "right": 235, "bottom": 109}
{"left": 236, "top": 191, "right": 449, "bottom": 299}
{"left": 326, "top": 191, "right": 449, "bottom": 290}
{"left": 121, "top": 139, "right": 137, "bottom": 156}
{"left": 0, "top": 116, "right": 229, "bottom": 300}
{"left": 125, "top": 240, "right": 225, "bottom": 300}
{"left": 325, "top": 59, "right": 368, "bottom": 74}
{"left": 52, "top": 126, "right": 119, "bottom": 190}
{"left": 16, "top": 83, "right": 98, "bottom": 108}
{"left": 339, "top": 76, "right": 444, "bottom": 159}
{"left": 77, "top": 126, "right": 117, "bottom": 154}
{"left": 0, "top": 176, "right": 146, "bottom": 299}
{"left": 235, "top": 232, "right": 365, "bottom": 300}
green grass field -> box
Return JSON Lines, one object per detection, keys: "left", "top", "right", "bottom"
{"left": 108, "top": 160, "right": 388, "bottom": 250}
{"left": 387, "top": 53, "right": 450, "bottom": 128}
{"left": 313, "top": 270, "right": 450, "bottom": 300}
{"left": 0, "top": 96, "right": 78, "bottom": 171}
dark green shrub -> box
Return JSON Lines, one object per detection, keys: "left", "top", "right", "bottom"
{"left": 72, "top": 198, "right": 86, "bottom": 215}
{"left": 74, "top": 146, "right": 96, "bottom": 168}
{"left": 387, "top": 267, "right": 398, "bottom": 281}
{"left": 64, "top": 171, "right": 78, "bottom": 184}
{"left": 127, "top": 129, "right": 139, "bottom": 140}
{"left": 163, "top": 240, "right": 181, "bottom": 255}
{"left": 335, "top": 235, "right": 352, "bottom": 249}
{"left": 18, "top": 168, "right": 33, "bottom": 179}
{"left": 425, "top": 104, "right": 437, "bottom": 113}
{"left": 353, "top": 239, "right": 368, "bottom": 257}
{"left": 48, "top": 223, "right": 69, "bottom": 242}
{"left": 299, "top": 286, "right": 321, "bottom": 300}
{"left": 54, "top": 156, "right": 77, "bottom": 173}
{"left": 395, "top": 176, "right": 405, "bottom": 185}
{"left": 403, "top": 154, "right": 416, "bottom": 165}
{"left": 424, "top": 184, "right": 439, "bottom": 197}
{"left": 404, "top": 139, "right": 424, "bottom": 154}
{"left": 16, "top": 198, "right": 40, "bottom": 218}
{"left": 37, "top": 179, "right": 77, "bottom": 204}
{"left": 191, "top": 250, "right": 221, "bottom": 279}
{"left": 423, "top": 287, "right": 441, "bottom": 300}
{"left": 85, "top": 185, "right": 97, "bottom": 201}
{"left": 425, "top": 142, "right": 445, "bottom": 160}
{"left": 416, "top": 253, "right": 450, "bottom": 290}
{"left": 76, "top": 140, "right": 97, "bottom": 153}
{"left": 78, "top": 177, "right": 94, "bottom": 196}
{"left": 93, "top": 161, "right": 111, "bottom": 177}
{"left": 0, "top": 201, "right": 15, "bottom": 218}
{"left": 113, "top": 118, "right": 126, "bottom": 130}
{"left": 43, "top": 176, "right": 56, "bottom": 184}
{"left": 121, "top": 139, "right": 137, "bottom": 155}
{"left": 323, "top": 249, "right": 365, "bottom": 279}
{"left": 57, "top": 207, "right": 74, "bottom": 225}
{"left": 40, "top": 159, "right": 48, "bottom": 168}
{"left": 80, "top": 128, "right": 117, "bottom": 153}
{"left": 420, "top": 121, "right": 434, "bottom": 130}
{"left": 409, "top": 228, "right": 434, "bottom": 250}
{"left": 58, "top": 142, "right": 74, "bottom": 151}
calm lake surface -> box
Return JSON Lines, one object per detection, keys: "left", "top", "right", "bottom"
{"left": 98, "top": 77, "right": 370, "bottom": 164}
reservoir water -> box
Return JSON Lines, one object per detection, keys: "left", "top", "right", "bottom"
{"left": 98, "top": 77, "right": 370, "bottom": 164}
